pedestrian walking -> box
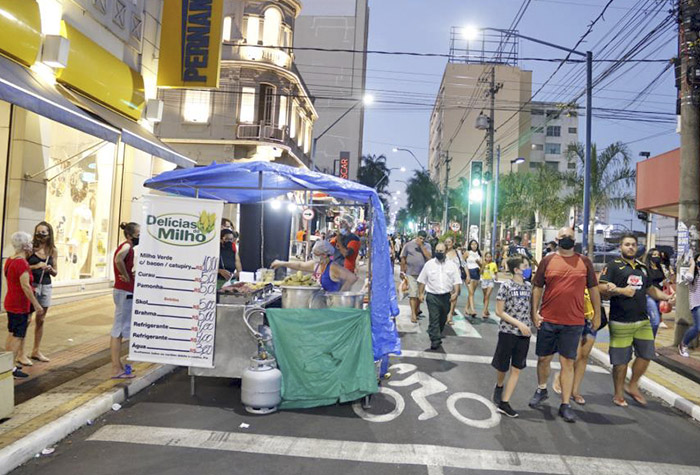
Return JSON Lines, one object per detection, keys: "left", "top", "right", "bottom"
{"left": 111, "top": 222, "right": 140, "bottom": 379}
{"left": 444, "top": 236, "right": 464, "bottom": 325}
{"left": 481, "top": 252, "right": 499, "bottom": 318}
{"left": 4, "top": 232, "right": 45, "bottom": 378}
{"left": 400, "top": 231, "right": 433, "bottom": 323}
{"left": 417, "top": 242, "right": 462, "bottom": 350}
{"left": 491, "top": 256, "right": 533, "bottom": 418}
{"left": 679, "top": 253, "right": 700, "bottom": 357}
{"left": 599, "top": 233, "right": 674, "bottom": 407}
{"left": 529, "top": 227, "right": 601, "bottom": 423}
{"left": 463, "top": 240, "right": 482, "bottom": 318}
{"left": 644, "top": 248, "right": 667, "bottom": 337}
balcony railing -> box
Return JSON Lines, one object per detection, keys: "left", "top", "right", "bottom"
{"left": 236, "top": 122, "right": 311, "bottom": 166}
{"left": 232, "top": 45, "right": 292, "bottom": 69}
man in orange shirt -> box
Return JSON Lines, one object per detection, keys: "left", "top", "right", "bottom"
{"left": 332, "top": 215, "right": 361, "bottom": 273}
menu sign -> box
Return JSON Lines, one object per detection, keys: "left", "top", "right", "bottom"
{"left": 129, "top": 195, "right": 224, "bottom": 368}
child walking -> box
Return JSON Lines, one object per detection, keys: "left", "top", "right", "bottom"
{"left": 492, "top": 256, "right": 533, "bottom": 418}
{"left": 481, "top": 252, "right": 499, "bottom": 318}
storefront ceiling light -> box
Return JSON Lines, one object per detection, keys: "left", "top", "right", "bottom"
{"left": 41, "top": 35, "right": 69, "bottom": 68}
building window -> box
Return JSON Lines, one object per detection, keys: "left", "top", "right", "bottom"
{"left": 223, "top": 16, "right": 233, "bottom": 42}
{"left": 263, "top": 8, "right": 282, "bottom": 46}
{"left": 545, "top": 161, "right": 559, "bottom": 172}
{"left": 244, "top": 15, "right": 260, "bottom": 45}
{"left": 258, "top": 84, "right": 276, "bottom": 126}
{"left": 531, "top": 109, "right": 544, "bottom": 115}
{"left": 532, "top": 144, "right": 544, "bottom": 151}
{"left": 568, "top": 127, "right": 577, "bottom": 134}
{"left": 546, "top": 110, "right": 560, "bottom": 119}
{"left": 545, "top": 143, "right": 561, "bottom": 155}
{"left": 568, "top": 162, "right": 577, "bottom": 170}
{"left": 546, "top": 126, "right": 561, "bottom": 137}
{"left": 297, "top": 114, "right": 305, "bottom": 147}
{"left": 304, "top": 122, "right": 312, "bottom": 154}
{"left": 290, "top": 101, "right": 298, "bottom": 138}
{"left": 278, "top": 95, "right": 288, "bottom": 127}
{"left": 183, "top": 90, "right": 211, "bottom": 123}
{"left": 531, "top": 126, "right": 544, "bottom": 134}
{"left": 239, "top": 87, "right": 256, "bottom": 123}
{"left": 529, "top": 162, "right": 539, "bottom": 169}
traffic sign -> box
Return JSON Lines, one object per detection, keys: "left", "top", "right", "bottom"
{"left": 302, "top": 208, "right": 315, "bottom": 221}
{"left": 450, "top": 222, "right": 461, "bottom": 232}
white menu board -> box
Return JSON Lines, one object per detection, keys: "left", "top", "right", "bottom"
{"left": 129, "top": 195, "right": 223, "bottom": 368}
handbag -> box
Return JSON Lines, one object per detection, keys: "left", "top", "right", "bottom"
{"left": 456, "top": 251, "right": 467, "bottom": 281}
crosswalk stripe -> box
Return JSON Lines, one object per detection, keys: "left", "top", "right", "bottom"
{"left": 452, "top": 310, "right": 482, "bottom": 338}
{"left": 87, "top": 425, "right": 700, "bottom": 475}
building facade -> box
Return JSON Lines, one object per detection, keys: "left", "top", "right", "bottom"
{"left": 529, "top": 101, "right": 579, "bottom": 173}
{"left": 156, "top": 0, "right": 318, "bottom": 168}
{"left": 293, "top": 0, "right": 369, "bottom": 178}
{"left": 0, "top": 0, "right": 189, "bottom": 308}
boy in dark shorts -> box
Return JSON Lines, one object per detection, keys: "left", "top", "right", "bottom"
{"left": 492, "top": 256, "right": 533, "bottom": 418}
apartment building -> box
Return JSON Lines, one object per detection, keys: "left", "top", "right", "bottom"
{"left": 529, "top": 101, "right": 580, "bottom": 173}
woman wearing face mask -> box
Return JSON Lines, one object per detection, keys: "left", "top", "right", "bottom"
{"left": 4, "top": 232, "right": 45, "bottom": 378}
{"left": 111, "top": 222, "right": 139, "bottom": 379}
{"left": 679, "top": 253, "right": 700, "bottom": 357}
{"left": 271, "top": 240, "right": 358, "bottom": 292}
{"left": 644, "top": 248, "right": 666, "bottom": 337}
{"left": 463, "top": 240, "right": 482, "bottom": 319}
{"left": 218, "top": 229, "right": 242, "bottom": 287}
{"left": 20, "top": 222, "right": 58, "bottom": 365}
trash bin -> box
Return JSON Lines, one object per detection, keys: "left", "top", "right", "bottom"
{"left": 0, "top": 352, "right": 14, "bottom": 418}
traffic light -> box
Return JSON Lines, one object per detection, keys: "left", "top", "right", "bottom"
{"left": 470, "top": 161, "right": 483, "bottom": 188}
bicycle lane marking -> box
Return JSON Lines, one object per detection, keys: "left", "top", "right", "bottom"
{"left": 87, "top": 425, "right": 700, "bottom": 475}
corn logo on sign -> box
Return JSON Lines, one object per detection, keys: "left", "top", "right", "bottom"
{"left": 146, "top": 211, "right": 217, "bottom": 246}
{"left": 157, "top": 0, "right": 223, "bottom": 88}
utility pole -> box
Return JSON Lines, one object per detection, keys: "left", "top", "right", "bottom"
{"left": 442, "top": 152, "right": 451, "bottom": 234}
{"left": 676, "top": 0, "right": 700, "bottom": 344}
{"left": 482, "top": 66, "right": 502, "bottom": 252}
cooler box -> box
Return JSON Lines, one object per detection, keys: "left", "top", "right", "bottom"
{"left": 0, "top": 351, "right": 14, "bottom": 418}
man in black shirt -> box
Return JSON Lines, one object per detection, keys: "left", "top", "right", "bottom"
{"left": 599, "top": 234, "right": 674, "bottom": 407}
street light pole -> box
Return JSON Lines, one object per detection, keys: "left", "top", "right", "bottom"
{"left": 491, "top": 146, "right": 500, "bottom": 253}
{"left": 392, "top": 147, "right": 426, "bottom": 171}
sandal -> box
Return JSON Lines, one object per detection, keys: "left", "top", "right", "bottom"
{"left": 17, "top": 357, "right": 33, "bottom": 367}
{"left": 111, "top": 372, "right": 135, "bottom": 380}
{"left": 31, "top": 353, "right": 50, "bottom": 363}
{"left": 572, "top": 395, "right": 586, "bottom": 405}
{"left": 625, "top": 386, "right": 647, "bottom": 406}
{"left": 612, "top": 397, "right": 628, "bottom": 407}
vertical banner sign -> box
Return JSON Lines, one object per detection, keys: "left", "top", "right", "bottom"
{"left": 130, "top": 195, "right": 224, "bottom": 368}
{"left": 339, "top": 151, "right": 350, "bottom": 179}
{"left": 157, "top": 0, "right": 224, "bottom": 88}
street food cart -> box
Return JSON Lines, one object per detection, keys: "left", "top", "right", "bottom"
{"left": 144, "top": 162, "right": 401, "bottom": 406}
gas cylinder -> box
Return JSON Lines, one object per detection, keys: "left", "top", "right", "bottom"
{"left": 241, "top": 356, "right": 282, "bottom": 414}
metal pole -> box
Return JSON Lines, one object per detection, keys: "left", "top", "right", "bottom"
{"left": 582, "top": 50, "right": 593, "bottom": 256}
{"left": 491, "top": 146, "right": 500, "bottom": 253}
{"left": 442, "top": 152, "right": 450, "bottom": 233}
{"left": 311, "top": 137, "right": 318, "bottom": 171}
{"left": 484, "top": 67, "right": 497, "bottom": 251}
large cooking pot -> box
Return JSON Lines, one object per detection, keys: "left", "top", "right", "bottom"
{"left": 280, "top": 286, "right": 325, "bottom": 309}
{"left": 325, "top": 291, "right": 366, "bottom": 309}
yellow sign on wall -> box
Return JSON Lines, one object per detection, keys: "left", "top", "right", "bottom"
{"left": 0, "top": 0, "right": 41, "bottom": 66}
{"left": 157, "top": 0, "right": 223, "bottom": 89}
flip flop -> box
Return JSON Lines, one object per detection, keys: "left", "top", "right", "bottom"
{"left": 111, "top": 372, "right": 135, "bottom": 380}
{"left": 31, "top": 354, "right": 50, "bottom": 363}
{"left": 16, "top": 358, "right": 33, "bottom": 367}
{"left": 625, "top": 387, "right": 647, "bottom": 406}
{"left": 552, "top": 373, "right": 562, "bottom": 395}
{"left": 612, "top": 397, "right": 628, "bottom": 407}
{"left": 572, "top": 395, "right": 586, "bottom": 405}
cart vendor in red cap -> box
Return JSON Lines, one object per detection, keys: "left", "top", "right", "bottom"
{"left": 331, "top": 215, "right": 361, "bottom": 273}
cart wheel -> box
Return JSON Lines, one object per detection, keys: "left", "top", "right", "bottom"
{"left": 362, "top": 394, "right": 372, "bottom": 409}
{"left": 383, "top": 372, "right": 392, "bottom": 380}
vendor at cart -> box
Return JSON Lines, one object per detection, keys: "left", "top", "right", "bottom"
{"left": 271, "top": 241, "right": 357, "bottom": 292}
{"left": 218, "top": 229, "right": 242, "bottom": 287}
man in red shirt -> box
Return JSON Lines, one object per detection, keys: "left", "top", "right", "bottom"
{"left": 332, "top": 215, "right": 361, "bottom": 273}
{"left": 529, "top": 227, "right": 601, "bottom": 423}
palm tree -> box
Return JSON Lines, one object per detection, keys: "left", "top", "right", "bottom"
{"left": 405, "top": 169, "right": 442, "bottom": 228}
{"left": 357, "top": 154, "right": 391, "bottom": 195}
{"left": 565, "top": 141, "right": 636, "bottom": 256}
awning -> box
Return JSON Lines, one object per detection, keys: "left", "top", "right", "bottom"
{"left": 61, "top": 88, "right": 196, "bottom": 169}
{"left": 0, "top": 54, "right": 119, "bottom": 142}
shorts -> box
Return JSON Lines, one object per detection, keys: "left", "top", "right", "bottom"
{"left": 112, "top": 289, "right": 134, "bottom": 339}
{"left": 7, "top": 312, "right": 29, "bottom": 338}
{"left": 492, "top": 332, "right": 530, "bottom": 372}
{"left": 34, "top": 284, "right": 53, "bottom": 308}
{"left": 609, "top": 319, "right": 655, "bottom": 365}
{"left": 480, "top": 279, "right": 494, "bottom": 290}
{"left": 468, "top": 268, "right": 480, "bottom": 281}
{"left": 535, "top": 321, "right": 584, "bottom": 360}
{"left": 406, "top": 275, "right": 420, "bottom": 299}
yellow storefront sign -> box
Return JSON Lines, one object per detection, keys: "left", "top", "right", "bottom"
{"left": 56, "top": 22, "right": 145, "bottom": 121}
{"left": 157, "top": 0, "right": 223, "bottom": 89}
{"left": 0, "top": 0, "right": 41, "bottom": 66}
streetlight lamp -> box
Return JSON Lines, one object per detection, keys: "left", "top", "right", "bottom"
{"left": 392, "top": 147, "right": 426, "bottom": 171}
{"left": 311, "top": 94, "right": 374, "bottom": 171}
{"left": 510, "top": 157, "right": 525, "bottom": 173}
{"left": 477, "top": 26, "right": 594, "bottom": 255}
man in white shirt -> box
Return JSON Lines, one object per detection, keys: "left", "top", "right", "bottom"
{"left": 418, "top": 242, "right": 462, "bottom": 350}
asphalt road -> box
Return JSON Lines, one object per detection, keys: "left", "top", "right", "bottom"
{"left": 11, "top": 285, "right": 700, "bottom": 475}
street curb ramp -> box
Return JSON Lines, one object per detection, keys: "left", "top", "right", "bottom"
{"left": 0, "top": 364, "right": 175, "bottom": 475}
{"left": 589, "top": 347, "right": 700, "bottom": 422}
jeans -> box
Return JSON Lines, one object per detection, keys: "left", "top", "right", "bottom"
{"left": 646, "top": 294, "right": 661, "bottom": 338}
{"left": 426, "top": 292, "right": 451, "bottom": 346}
{"left": 682, "top": 306, "right": 700, "bottom": 347}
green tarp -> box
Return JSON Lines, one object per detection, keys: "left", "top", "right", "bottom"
{"left": 266, "top": 308, "right": 378, "bottom": 409}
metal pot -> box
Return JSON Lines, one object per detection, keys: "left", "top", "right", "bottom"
{"left": 325, "top": 291, "right": 366, "bottom": 309}
{"left": 280, "top": 286, "right": 324, "bottom": 309}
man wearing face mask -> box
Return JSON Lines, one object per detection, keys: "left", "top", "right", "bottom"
{"left": 218, "top": 229, "right": 242, "bottom": 287}
{"left": 529, "top": 227, "right": 601, "bottom": 423}
{"left": 332, "top": 215, "right": 361, "bottom": 273}
{"left": 417, "top": 242, "right": 462, "bottom": 350}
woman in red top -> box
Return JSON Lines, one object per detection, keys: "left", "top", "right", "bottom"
{"left": 4, "top": 231, "right": 44, "bottom": 378}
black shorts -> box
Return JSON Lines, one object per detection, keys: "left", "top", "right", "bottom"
{"left": 491, "top": 332, "right": 531, "bottom": 372}
{"left": 535, "top": 322, "right": 584, "bottom": 360}
{"left": 468, "top": 268, "right": 480, "bottom": 281}
{"left": 7, "top": 312, "right": 29, "bottom": 338}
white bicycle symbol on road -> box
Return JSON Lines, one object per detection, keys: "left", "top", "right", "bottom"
{"left": 353, "top": 363, "right": 501, "bottom": 429}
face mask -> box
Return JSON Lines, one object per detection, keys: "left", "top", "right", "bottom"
{"left": 131, "top": 236, "right": 140, "bottom": 247}
{"left": 435, "top": 252, "right": 445, "bottom": 262}
{"left": 36, "top": 233, "right": 48, "bottom": 239}
{"left": 222, "top": 240, "right": 234, "bottom": 247}
{"left": 559, "top": 236, "right": 575, "bottom": 250}
{"left": 522, "top": 268, "right": 532, "bottom": 280}
{"left": 651, "top": 256, "right": 661, "bottom": 264}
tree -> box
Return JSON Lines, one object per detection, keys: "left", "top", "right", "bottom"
{"left": 357, "top": 154, "right": 392, "bottom": 220}
{"left": 565, "top": 141, "right": 636, "bottom": 256}
{"left": 395, "top": 208, "right": 412, "bottom": 234}
{"left": 405, "top": 169, "right": 442, "bottom": 227}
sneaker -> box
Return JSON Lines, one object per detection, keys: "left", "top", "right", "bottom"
{"left": 659, "top": 322, "right": 669, "bottom": 329}
{"left": 497, "top": 401, "right": 519, "bottom": 418}
{"left": 529, "top": 388, "right": 549, "bottom": 408}
{"left": 12, "top": 368, "right": 29, "bottom": 378}
{"left": 559, "top": 403, "right": 576, "bottom": 423}
{"left": 493, "top": 385, "right": 504, "bottom": 405}
{"left": 679, "top": 344, "right": 690, "bottom": 358}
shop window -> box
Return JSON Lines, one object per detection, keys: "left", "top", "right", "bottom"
{"left": 263, "top": 8, "right": 282, "bottom": 46}
{"left": 278, "top": 95, "right": 288, "bottom": 127}
{"left": 223, "top": 16, "right": 233, "bottom": 42}
{"left": 183, "top": 90, "right": 211, "bottom": 123}
{"left": 239, "top": 87, "right": 256, "bottom": 123}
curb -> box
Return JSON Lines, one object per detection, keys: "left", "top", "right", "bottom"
{"left": 588, "top": 347, "right": 700, "bottom": 423}
{"left": 0, "top": 364, "right": 175, "bottom": 475}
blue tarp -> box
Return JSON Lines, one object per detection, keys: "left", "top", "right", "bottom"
{"left": 144, "top": 161, "right": 401, "bottom": 360}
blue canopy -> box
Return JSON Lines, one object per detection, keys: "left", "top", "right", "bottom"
{"left": 144, "top": 161, "right": 401, "bottom": 360}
